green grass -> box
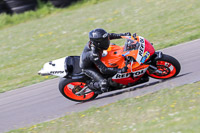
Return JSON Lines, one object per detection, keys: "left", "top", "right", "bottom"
{"left": 0, "top": 0, "right": 107, "bottom": 30}
{"left": 0, "top": 0, "right": 200, "bottom": 92}
{"left": 0, "top": 2, "right": 57, "bottom": 30}
{"left": 7, "top": 82, "right": 200, "bottom": 133}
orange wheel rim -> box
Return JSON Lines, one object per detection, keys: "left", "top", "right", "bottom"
{"left": 147, "top": 61, "right": 177, "bottom": 79}
{"left": 64, "top": 82, "right": 95, "bottom": 101}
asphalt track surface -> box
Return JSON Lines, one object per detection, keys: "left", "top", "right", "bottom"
{"left": 0, "top": 39, "right": 200, "bottom": 133}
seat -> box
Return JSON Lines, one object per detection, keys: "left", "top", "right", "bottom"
{"left": 64, "top": 56, "right": 85, "bottom": 79}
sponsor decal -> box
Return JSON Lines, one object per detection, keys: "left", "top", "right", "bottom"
{"left": 112, "top": 68, "right": 148, "bottom": 79}
{"left": 140, "top": 37, "right": 145, "bottom": 43}
{"left": 139, "top": 44, "right": 144, "bottom": 56}
{"left": 136, "top": 36, "right": 145, "bottom": 64}
{"left": 122, "top": 51, "right": 130, "bottom": 57}
{"left": 140, "top": 51, "right": 150, "bottom": 63}
{"left": 132, "top": 68, "right": 147, "bottom": 77}
{"left": 139, "top": 38, "right": 145, "bottom": 56}
{"left": 113, "top": 73, "right": 131, "bottom": 79}
{"left": 50, "top": 71, "right": 65, "bottom": 74}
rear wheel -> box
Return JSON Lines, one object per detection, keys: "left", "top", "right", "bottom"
{"left": 59, "top": 78, "right": 98, "bottom": 102}
{"left": 147, "top": 54, "right": 181, "bottom": 79}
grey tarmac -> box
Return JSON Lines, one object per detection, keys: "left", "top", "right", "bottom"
{"left": 0, "top": 39, "right": 200, "bottom": 133}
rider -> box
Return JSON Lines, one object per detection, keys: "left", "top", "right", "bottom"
{"left": 80, "top": 28, "right": 131, "bottom": 94}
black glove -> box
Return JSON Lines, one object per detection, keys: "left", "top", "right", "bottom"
{"left": 118, "top": 66, "right": 128, "bottom": 73}
{"left": 124, "top": 32, "right": 131, "bottom": 36}
{"left": 118, "top": 32, "right": 131, "bottom": 37}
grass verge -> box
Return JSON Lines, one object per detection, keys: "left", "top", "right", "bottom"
{"left": 8, "top": 81, "right": 200, "bottom": 133}
{"left": 0, "top": 0, "right": 200, "bottom": 92}
{"left": 0, "top": 0, "right": 107, "bottom": 30}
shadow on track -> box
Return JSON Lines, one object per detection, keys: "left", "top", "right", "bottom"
{"left": 77, "top": 72, "right": 191, "bottom": 104}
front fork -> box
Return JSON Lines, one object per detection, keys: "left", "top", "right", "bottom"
{"left": 146, "top": 51, "right": 163, "bottom": 74}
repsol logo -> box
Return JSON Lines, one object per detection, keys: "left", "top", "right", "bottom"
{"left": 132, "top": 70, "right": 145, "bottom": 77}
{"left": 50, "top": 71, "right": 64, "bottom": 74}
{"left": 140, "top": 38, "right": 145, "bottom": 43}
{"left": 113, "top": 73, "right": 131, "bottom": 79}
{"left": 113, "top": 68, "right": 148, "bottom": 79}
{"left": 139, "top": 38, "right": 145, "bottom": 56}
{"left": 139, "top": 44, "right": 144, "bottom": 56}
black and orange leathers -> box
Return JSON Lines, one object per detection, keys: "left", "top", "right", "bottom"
{"left": 80, "top": 33, "right": 129, "bottom": 90}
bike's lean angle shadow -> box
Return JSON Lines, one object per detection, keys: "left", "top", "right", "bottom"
{"left": 77, "top": 72, "right": 191, "bottom": 103}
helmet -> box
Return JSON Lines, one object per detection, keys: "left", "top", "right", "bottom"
{"left": 89, "top": 28, "right": 110, "bottom": 50}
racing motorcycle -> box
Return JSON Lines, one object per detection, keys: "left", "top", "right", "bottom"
{"left": 38, "top": 34, "right": 181, "bottom": 102}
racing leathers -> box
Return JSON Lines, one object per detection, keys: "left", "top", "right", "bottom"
{"left": 80, "top": 33, "right": 130, "bottom": 93}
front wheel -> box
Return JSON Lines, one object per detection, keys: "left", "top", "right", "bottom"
{"left": 59, "top": 78, "right": 98, "bottom": 102}
{"left": 147, "top": 54, "right": 181, "bottom": 79}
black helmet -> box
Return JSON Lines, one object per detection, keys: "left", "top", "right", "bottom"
{"left": 89, "top": 28, "right": 110, "bottom": 50}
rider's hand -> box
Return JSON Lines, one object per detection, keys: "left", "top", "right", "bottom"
{"left": 124, "top": 32, "right": 131, "bottom": 36}
{"left": 118, "top": 66, "right": 128, "bottom": 73}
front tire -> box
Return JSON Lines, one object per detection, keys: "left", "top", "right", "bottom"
{"left": 147, "top": 54, "right": 181, "bottom": 79}
{"left": 59, "top": 78, "right": 98, "bottom": 102}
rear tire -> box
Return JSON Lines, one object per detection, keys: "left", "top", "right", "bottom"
{"left": 147, "top": 54, "right": 181, "bottom": 79}
{"left": 59, "top": 78, "right": 98, "bottom": 102}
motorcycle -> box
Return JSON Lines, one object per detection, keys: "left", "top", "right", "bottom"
{"left": 38, "top": 34, "right": 181, "bottom": 102}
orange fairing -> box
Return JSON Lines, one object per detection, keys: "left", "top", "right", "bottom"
{"left": 101, "top": 36, "right": 150, "bottom": 72}
{"left": 101, "top": 44, "right": 149, "bottom": 70}
{"left": 128, "top": 63, "right": 149, "bottom": 73}
{"left": 101, "top": 45, "right": 125, "bottom": 68}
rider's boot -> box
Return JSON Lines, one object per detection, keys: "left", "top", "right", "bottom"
{"left": 88, "top": 80, "right": 109, "bottom": 94}
{"left": 87, "top": 82, "right": 103, "bottom": 94}
{"left": 82, "top": 68, "right": 109, "bottom": 94}
{"left": 99, "top": 79, "right": 109, "bottom": 93}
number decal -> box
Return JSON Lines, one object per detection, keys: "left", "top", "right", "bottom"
{"left": 136, "top": 36, "right": 145, "bottom": 64}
